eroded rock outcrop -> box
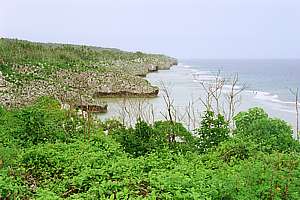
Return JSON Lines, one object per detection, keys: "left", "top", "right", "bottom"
{"left": 0, "top": 38, "right": 178, "bottom": 112}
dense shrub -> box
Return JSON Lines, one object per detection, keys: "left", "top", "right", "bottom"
{"left": 100, "top": 118, "right": 125, "bottom": 132}
{"left": 0, "top": 97, "right": 83, "bottom": 147}
{"left": 195, "top": 110, "right": 230, "bottom": 153}
{"left": 112, "top": 119, "right": 197, "bottom": 156}
{"left": 1, "top": 100, "right": 300, "bottom": 199}
{"left": 0, "top": 169, "right": 29, "bottom": 200}
{"left": 112, "top": 119, "right": 166, "bottom": 157}
{"left": 234, "top": 108, "right": 299, "bottom": 152}
{"left": 217, "top": 138, "right": 254, "bottom": 164}
{"left": 153, "top": 120, "right": 196, "bottom": 152}
{"left": 234, "top": 107, "right": 269, "bottom": 133}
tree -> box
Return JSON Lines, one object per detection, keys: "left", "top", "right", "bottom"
{"left": 195, "top": 111, "right": 230, "bottom": 153}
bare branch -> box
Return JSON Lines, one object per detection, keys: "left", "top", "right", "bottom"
{"left": 290, "top": 88, "right": 299, "bottom": 140}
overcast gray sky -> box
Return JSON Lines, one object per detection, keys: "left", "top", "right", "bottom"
{"left": 1, "top": 0, "right": 300, "bottom": 59}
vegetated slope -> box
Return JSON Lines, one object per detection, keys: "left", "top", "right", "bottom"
{"left": 0, "top": 38, "right": 177, "bottom": 110}
{"left": 0, "top": 98, "right": 300, "bottom": 199}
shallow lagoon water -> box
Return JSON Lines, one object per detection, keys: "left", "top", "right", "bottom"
{"left": 99, "top": 59, "right": 300, "bottom": 131}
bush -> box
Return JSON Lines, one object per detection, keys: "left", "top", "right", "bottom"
{"left": 1, "top": 97, "right": 83, "bottom": 147}
{"left": 234, "top": 107, "right": 268, "bottom": 133}
{"left": 234, "top": 108, "right": 299, "bottom": 152}
{"left": 0, "top": 169, "right": 29, "bottom": 199}
{"left": 112, "top": 119, "right": 166, "bottom": 157}
{"left": 19, "top": 133, "right": 123, "bottom": 198}
{"left": 112, "top": 119, "right": 197, "bottom": 156}
{"left": 1, "top": 100, "right": 300, "bottom": 199}
{"left": 153, "top": 121, "right": 196, "bottom": 153}
{"left": 239, "top": 118, "right": 298, "bottom": 152}
{"left": 195, "top": 111, "right": 230, "bottom": 153}
{"left": 217, "top": 138, "right": 258, "bottom": 164}
{"left": 101, "top": 118, "right": 125, "bottom": 132}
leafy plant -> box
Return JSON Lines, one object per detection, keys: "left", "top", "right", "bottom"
{"left": 3, "top": 97, "right": 83, "bottom": 147}
{"left": 234, "top": 107, "right": 268, "bottom": 133}
{"left": 234, "top": 108, "right": 299, "bottom": 152}
{"left": 112, "top": 119, "right": 166, "bottom": 157}
{"left": 195, "top": 110, "right": 230, "bottom": 153}
{"left": 153, "top": 120, "right": 196, "bottom": 152}
{"left": 1, "top": 97, "right": 300, "bottom": 199}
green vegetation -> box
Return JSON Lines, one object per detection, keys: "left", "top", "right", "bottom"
{"left": 0, "top": 38, "right": 175, "bottom": 80}
{"left": 0, "top": 38, "right": 176, "bottom": 109}
{"left": 1, "top": 97, "right": 300, "bottom": 199}
{"left": 1, "top": 38, "right": 300, "bottom": 199}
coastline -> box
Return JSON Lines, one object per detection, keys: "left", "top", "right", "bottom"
{"left": 98, "top": 61, "right": 298, "bottom": 132}
{"left": 148, "top": 61, "right": 299, "bottom": 129}
{"left": 1, "top": 38, "right": 297, "bottom": 130}
{"left": 0, "top": 38, "right": 178, "bottom": 114}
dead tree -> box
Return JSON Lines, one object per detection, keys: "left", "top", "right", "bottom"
{"left": 183, "top": 96, "right": 202, "bottom": 131}
{"left": 226, "top": 73, "right": 246, "bottom": 123}
{"left": 160, "top": 82, "right": 177, "bottom": 143}
{"left": 198, "top": 71, "right": 226, "bottom": 115}
{"left": 290, "top": 88, "right": 299, "bottom": 140}
{"left": 160, "top": 82, "right": 175, "bottom": 122}
{"left": 117, "top": 95, "right": 154, "bottom": 127}
{"left": 198, "top": 72, "right": 246, "bottom": 131}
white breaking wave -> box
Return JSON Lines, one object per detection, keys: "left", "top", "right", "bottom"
{"left": 253, "top": 91, "right": 297, "bottom": 105}
{"left": 186, "top": 66, "right": 299, "bottom": 113}
{"left": 254, "top": 91, "right": 279, "bottom": 102}
{"left": 192, "top": 71, "right": 216, "bottom": 82}
{"left": 277, "top": 108, "right": 297, "bottom": 114}
{"left": 192, "top": 71, "right": 211, "bottom": 75}
{"left": 223, "top": 84, "right": 242, "bottom": 90}
{"left": 193, "top": 75, "right": 216, "bottom": 82}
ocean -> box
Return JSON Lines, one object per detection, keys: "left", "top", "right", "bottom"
{"left": 180, "top": 59, "right": 300, "bottom": 102}
{"left": 100, "top": 59, "right": 300, "bottom": 131}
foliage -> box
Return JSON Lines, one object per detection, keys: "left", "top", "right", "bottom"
{"left": 0, "top": 97, "right": 83, "bottom": 147}
{"left": 234, "top": 107, "right": 269, "bottom": 133}
{"left": 0, "top": 169, "right": 30, "bottom": 199}
{"left": 217, "top": 138, "right": 255, "bottom": 164}
{"left": 112, "top": 119, "right": 197, "bottom": 157}
{"left": 234, "top": 108, "right": 299, "bottom": 153}
{"left": 112, "top": 119, "right": 166, "bottom": 157}
{"left": 1, "top": 99, "right": 300, "bottom": 199}
{"left": 195, "top": 110, "right": 230, "bottom": 153}
{"left": 0, "top": 38, "right": 171, "bottom": 83}
{"left": 153, "top": 120, "right": 196, "bottom": 152}
{"left": 100, "top": 118, "right": 125, "bottom": 132}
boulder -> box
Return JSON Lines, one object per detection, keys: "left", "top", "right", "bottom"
{"left": 148, "top": 65, "right": 158, "bottom": 72}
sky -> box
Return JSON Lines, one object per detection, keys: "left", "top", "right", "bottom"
{"left": 1, "top": 0, "right": 300, "bottom": 59}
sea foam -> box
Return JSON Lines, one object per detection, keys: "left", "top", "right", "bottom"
{"left": 253, "top": 91, "right": 297, "bottom": 105}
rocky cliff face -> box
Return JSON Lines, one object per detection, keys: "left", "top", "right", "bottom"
{"left": 0, "top": 68, "right": 162, "bottom": 112}
{"left": 0, "top": 38, "right": 178, "bottom": 113}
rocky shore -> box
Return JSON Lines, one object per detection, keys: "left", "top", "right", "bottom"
{"left": 0, "top": 38, "right": 177, "bottom": 113}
